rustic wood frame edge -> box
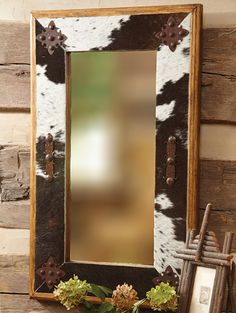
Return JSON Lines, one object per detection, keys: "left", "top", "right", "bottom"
{"left": 30, "top": 4, "right": 202, "bottom": 302}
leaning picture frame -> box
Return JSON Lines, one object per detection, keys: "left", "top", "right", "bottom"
{"left": 175, "top": 204, "right": 234, "bottom": 313}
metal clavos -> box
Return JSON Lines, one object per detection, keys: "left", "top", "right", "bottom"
{"left": 45, "top": 133, "right": 54, "bottom": 182}
{"left": 36, "top": 256, "right": 65, "bottom": 289}
{"left": 165, "top": 136, "right": 176, "bottom": 186}
{"left": 155, "top": 16, "right": 189, "bottom": 52}
{"left": 36, "top": 21, "right": 67, "bottom": 55}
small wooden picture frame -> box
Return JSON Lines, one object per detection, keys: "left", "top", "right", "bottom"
{"left": 175, "top": 204, "right": 234, "bottom": 313}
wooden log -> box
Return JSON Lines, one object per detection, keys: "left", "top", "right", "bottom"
{"left": 0, "top": 113, "right": 30, "bottom": 145}
{"left": 195, "top": 203, "right": 212, "bottom": 261}
{"left": 0, "top": 146, "right": 30, "bottom": 201}
{"left": 0, "top": 22, "right": 236, "bottom": 122}
{"left": 0, "top": 21, "right": 30, "bottom": 64}
{"left": 175, "top": 248, "right": 232, "bottom": 261}
{"left": 0, "top": 255, "right": 29, "bottom": 294}
{"left": 200, "top": 160, "right": 236, "bottom": 211}
{"left": 0, "top": 144, "right": 235, "bottom": 209}
{"left": 192, "top": 239, "right": 220, "bottom": 248}
{"left": 0, "top": 200, "right": 30, "bottom": 229}
{"left": 212, "top": 233, "right": 234, "bottom": 313}
{"left": 0, "top": 64, "right": 30, "bottom": 111}
{"left": 173, "top": 253, "right": 231, "bottom": 266}
{"left": 188, "top": 244, "right": 220, "bottom": 252}
{"left": 0, "top": 294, "right": 69, "bottom": 313}
{"left": 200, "top": 210, "right": 236, "bottom": 251}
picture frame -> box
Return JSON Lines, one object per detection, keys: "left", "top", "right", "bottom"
{"left": 175, "top": 204, "right": 234, "bottom": 313}
{"left": 30, "top": 4, "right": 202, "bottom": 302}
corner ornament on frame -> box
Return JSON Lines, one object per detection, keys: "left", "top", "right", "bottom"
{"left": 36, "top": 20, "right": 67, "bottom": 55}
{"left": 36, "top": 256, "right": 65, "bottom": 289}
{"left": 156, "top": 16, "right": 189, "bottom": 52}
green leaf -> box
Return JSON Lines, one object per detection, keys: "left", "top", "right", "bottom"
{"left": 84, "top": 300, "right": 94, "bottom": 310}
{"left": 96, "top": 285, "right": 113, "bottom": 296}
{"left": 90, "top": 284, "right": 106, "bottom": 300}
{"left": 132, "top": 298, "right": 146, "bottom": 313}
{"left": 97, "top": 302, "right": 115, "bottom": 313}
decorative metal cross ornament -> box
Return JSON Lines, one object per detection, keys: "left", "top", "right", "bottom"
{"left": 36, "top": 256, "right": 65, "bottom": 289}
{"left": 156, "top": 16, "right": 189, "bottom": 52}
{"left": 152, "top": 265, "right": 179, "bottom": 288}
{"left": 36, "top": 21, "right": 67, "bottom": 55}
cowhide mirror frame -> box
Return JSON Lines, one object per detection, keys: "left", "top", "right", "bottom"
{"left": 30, "top": 5, "right": 202, "bottom": 301}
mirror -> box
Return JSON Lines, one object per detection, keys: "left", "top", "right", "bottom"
{"left": 70, "top": 51, "right": 156, "bottom": 265}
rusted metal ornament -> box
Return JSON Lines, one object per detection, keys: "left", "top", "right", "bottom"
{"left": 36, "top": 21, "right": 67, "bottom": 55}
{"left": 36, "top": 256, "right": 65, "bottom": 289}
{"left": 156, "top": 16, "right": 189, "bottom": 52}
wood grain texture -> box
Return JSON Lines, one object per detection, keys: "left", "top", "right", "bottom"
{"left": 0, "top": 228, "right": 29, "bottom": 255}
{"left": 0, "top": 255, "right": 29, "bottom": 294}
{"left": 0, "top": 64, "right": 30, "bottom": 111}
{"left": 0, "top": 200, "right": 30, "bottom": 229}
{"left": 0, "top": 294, "right": 69, "bottom": 313}
{"left": 0, "top": 21, "right": 235, "bottom": 122}
{"left": 0, "top": 21, "right": 30, "bottom": 64}
{"left": 0, "top": 113, "right": 30, "bottom": 145}
{"left": 0, "top": 146, "right": 30, "bottom": 201}
{"left": 200, "top": 160, "right": 236, "bottom": 210}
{"left": 1, "top": 146, "right": 235, "bottom": 209}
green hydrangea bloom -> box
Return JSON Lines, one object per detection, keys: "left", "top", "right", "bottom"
{"left": 53, "top": 275, "right": 92, "bottom": 310}
{"left": 146, "top": 282, "right": 178, "bottom": 312}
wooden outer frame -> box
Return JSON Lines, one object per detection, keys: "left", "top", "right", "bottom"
{"left": 30, "top": 4, "right": 202, "bottom": 302}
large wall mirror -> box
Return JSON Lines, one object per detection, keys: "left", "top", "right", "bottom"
{"left": 70, "top": 51, "right": 156, "bottom": 265}
{"left": 30, "top": 5, "right": 202, "bottom": 302}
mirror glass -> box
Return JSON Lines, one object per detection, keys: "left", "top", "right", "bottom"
{"left": 70, "top": 51, "right": 156, "bottom": 265}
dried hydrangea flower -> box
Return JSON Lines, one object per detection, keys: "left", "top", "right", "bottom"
{"left": 112, "top": 283, "right": 138, "bottom": 311}
{"left": 53, "top": 275, "right": 91, "bottom": 310}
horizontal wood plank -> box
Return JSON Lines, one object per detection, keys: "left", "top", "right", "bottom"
{"left": 0, "top": 113, "right": 30, "bottom": 145}
{"left": 0, "top": 294, "right": 69, "bottom": 313}
{"left": 201, "top": 72, "right": 236, "bottom": 123}
{"left": 0, "top": 200, "right": 30, "bottom": 229}
{"left": 0, "top": 64, "right": 30, "bottom": 110}
{"left": 0, "top": 146, "right": 30, "bottom": 201}
{"left": 0, "top": 228, "right": 29, "bottom": 255}
{"left": 0, "top": 255, "right": 29, "bottom": 294}
{"left": 0, "top": 207, "right": 235, "bottom": 294}
{"left": 200, "top": 124, "right": 236, "bottom": 161}
{"left": 0, "top": 21, "right": 30, "bottom": 64}
{"left": 0, "top": 21, "right": 235, "bottom": 122}
{"left": 200, "top": 159, "right": 236, "bottom": 210}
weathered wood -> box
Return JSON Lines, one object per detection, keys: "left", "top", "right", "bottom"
{"left": 200, "top": 160, "right": 236, "bottom": 211}
{"left": 0, "top": 228, "right": 29, "bottom": 255}
{"left": 1, "top": 145, "right": 235, "bottom": 209}
{"left": 0, "top": 294, "right": 70, "bottom": 313}
{"left": 0, "top": 22, "right": 236, "bottom": 122}
{"left": 202, "top": 28, "right": 236, "bottom": 77}
{"left": 0, "top": 255, "right": 29, "bottom": 294}
{"left": 201, "top": 73, "right": 236, "bottom": 123}
{"left": 0, "top": 146, "right": 30, "bottom": 201}
{"left": 0, "top": 113, "right": 30, "bottom": 145}
{"left": 195, "top": 203, "right": 212, "bottom": 261}
{"left": 0, "top": 64, "right": 30, "bottom": 111}
{"left": 200, "top": 209, "right": 236, "bottom": 251}
{"left": 0, "top": 21, "right": 30, "bottom": 64}
{"left": 0, "top": 200, "right": 30, "bottom": 229}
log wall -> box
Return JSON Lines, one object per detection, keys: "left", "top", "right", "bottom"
{"left": 0, "top": 21, "right": 235, "bottom": 312}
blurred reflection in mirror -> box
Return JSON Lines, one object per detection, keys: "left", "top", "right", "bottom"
{"left": 70, "top": 51, "right": 156, "bottom": 265}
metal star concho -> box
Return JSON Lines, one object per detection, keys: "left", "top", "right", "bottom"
{"left": 36, "top": 21, "right": 67, "bottom": 55}
{"left": 156, "top": 16, "right": 189, "bottom": 52}
{"left": 36, "top": 256, "right": 65, "bottom": 289}
{"left": 152, "top": 265, "right": 179, "bottom": 288}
